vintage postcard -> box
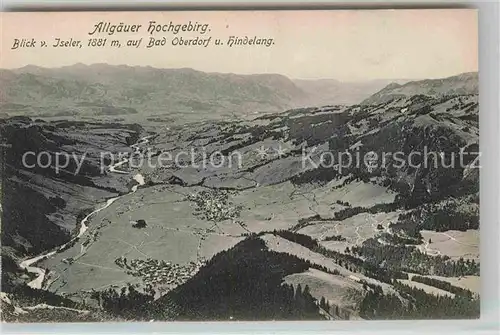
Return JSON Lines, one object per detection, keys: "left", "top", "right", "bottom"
{"left": 0, "top": 9, "right": 479, "bottom": 322}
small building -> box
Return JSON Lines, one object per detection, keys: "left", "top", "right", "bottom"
{"left": 132, "top": 219, "right": 147, "bottom": 229}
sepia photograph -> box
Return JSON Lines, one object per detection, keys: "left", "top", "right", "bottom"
{"left": 0, "top": 9, "right": 480, "bottom": 322}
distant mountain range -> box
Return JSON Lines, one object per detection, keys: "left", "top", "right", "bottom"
{"left": 0, "top": 64, "right": 478, "bottom": 121}
{"left": 0, "top": 64, "right": 309, "bottom": 120}
{"left": 361, "top": 72, "right": 479, "bottom": 105}
{"left": 293, "top": 78, "right": 411, "bottom": 105}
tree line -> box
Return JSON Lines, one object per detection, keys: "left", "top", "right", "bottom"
{"left": 394, "top": 197, "right": 479, "bottom": 234}
{"left": 410, "top": 275, "right": 475, "bottom": 299}
{"left": 360, "top": 281, "right": 480, "bottom": 319}
{"left": 268, "top": 230, "right": 409, "bottom": 283}
{"left": 353, "top": 239, "right": 480, "bottom": 277}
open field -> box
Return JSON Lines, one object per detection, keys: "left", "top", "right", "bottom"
{"left": 419, "top": 230, "right": 479, "bottom": 261}
{"left": 198, "top": 234, "right": 245, "bottom": 259}
{"left": 299, "top": 211, "right": 400, "bottom": 250}
{"left": 312, "top": 179, "right": 397, "bottom": 209}
{"left": 233, "top": 182, "right": 316, "bottom": 232}
{"left": 40, "top": 184, "right": 247, "bottom": 294}
{"left": 284, "top": 268, "right": 365, "bottom": 316}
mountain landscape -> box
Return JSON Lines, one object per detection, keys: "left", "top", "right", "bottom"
{"left": 0, "top": 67, "right": 480, "bottom": 322}
{"left": 361, "top": 72, "right": 479, "bottom": 105}
{"left": 0, "top": 64, "right": 309, "bottom": 123}
{"left": 0, "top": 64, "right": 412, "bottom": 124}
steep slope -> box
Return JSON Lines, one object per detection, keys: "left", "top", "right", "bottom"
{"left": 0, "top": 117, "right": 143, "bottom": 257}
{"left": 0, "top": 287, "right": 115, "bottom": 322}
{"left": 150, "top": 236, "right": 325, "bottom": 321}
{"left": 361, "top": 72, "right": 478, "bottom": 105}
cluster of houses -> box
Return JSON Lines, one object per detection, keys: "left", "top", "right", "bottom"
{"left": 186, "top": 190, "right": 242, "bottom": 222}
{"left": 114, "top": 257, "right": 203, "bottom": 286}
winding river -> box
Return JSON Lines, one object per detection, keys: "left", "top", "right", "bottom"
{"left": 19, "top": 135, "right": 153, "bottom": 289}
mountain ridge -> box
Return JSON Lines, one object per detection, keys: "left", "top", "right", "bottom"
{"left": 1, "top": 64, "right": 478, "bottom": 122}
{"left": 0, "top": 64, "right": 311, "bottom": 121}
{"left": 361, "top": 72, "right": 478, "bottom": 105}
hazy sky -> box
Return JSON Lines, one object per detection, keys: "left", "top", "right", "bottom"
{"left": 1, "top": 9, "right": 478, "bottom": 81}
